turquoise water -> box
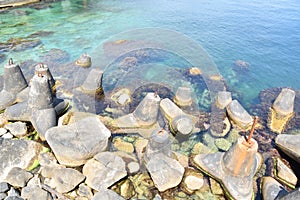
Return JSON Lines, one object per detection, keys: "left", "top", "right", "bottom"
{"left": 1, "top": 0, "right": 300, "bottom": 104}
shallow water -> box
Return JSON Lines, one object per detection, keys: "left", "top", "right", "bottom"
{"left": 1, "top": 0, "right": 300, "bottom": 105}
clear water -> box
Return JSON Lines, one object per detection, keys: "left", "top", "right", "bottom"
{"left": 1, "top": 0, "right": 300, "bottom": 105}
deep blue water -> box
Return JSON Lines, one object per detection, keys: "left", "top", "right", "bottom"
{"left": 1, "top": 0, "right": 300, "bottom": 104}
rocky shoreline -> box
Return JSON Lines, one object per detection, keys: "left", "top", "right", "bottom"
{"left": 0, "top": 46, "right": 299, "bottom": 200}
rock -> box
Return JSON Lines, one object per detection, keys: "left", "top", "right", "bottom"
{"left": 77, "top": 183, "right": 93, "bottom": 199}
{"left": 83, "top": 152, "right": 127, "bottom": 191}
{"left": 227, "top": 100, "right": 253, "bottom": 129}
{"left": 134, "top": 137, "right": 148, "bottom": 163}
{"left": 75, "top": 54, "right": 91, "bottom": 68}
{"left": 0, "top": 139, "right": 42, "bottom": 181}
{"left": 262, "top": 176, "right": 288, "bottom": 200}
{"left": 0, "top": 193, "right": 7, "bottom": 199}
{"left": 0, "top": 128, "right": 7, "bottom": 136}
{"left": 4, "top": 122, "right": 27, "bottom": 137}
{"left": 275, "top": 158, "right": 298, "bottom": 187}
{"left": 5, "top": 167, "right": 33, "bottom": 188}
{"left": 6, "top": 37, "right": 41, "bottom": 52}
{"left": 40, "top": 48, "right": 70, "bottom": 64}
{"left": 127, "top": 162, "right": 140, "bottom": 174}
{"left": 174, "top": 87, "right": 193, "bottom": 107}
{"left": 80, "top": 68, "right": 103, "bottom": 94}
{"left": 192, "top": 142, "right": 215, "bottom": 155}
{"left": 233, "top": 60, "right": 250, "bottom": 71}
{"left": 111, "top": 88, "right": 131, "bottom": 106}
{"left": 38, "top": 152, "right": 58, "bottom": 167}
{"left": 216, "top": 91, "right": 232, "bottom": 109}
{"left": 180, "top": 169, "right": 204, "bottom": 194}
{"left": 92, "top": 189, "right": 125, "bottom": 200}
{"left": 52, "top": 168, "right": 85, "bottom": 193}
{"left": 7, "top": 187, "right": 21, "bottom": 198}
{"left": 278, "top": 188, "right": 300, "bottom": 200}
{"left": 45, "top": 116, "right": 111, "bottom": 166}
{"left": 275, "top": 134, "right": 300, "bottom": 163}
{"left": 1, "top": 133, "right": 13, "bottom": 139}
{"left": 215, "top": 138, "right": 232, "bottom": 151}
{"left": 268, "top": 88, "right": 295, "bottom": 134}
{"left": 0, "top": 182, "right": 9, "bottom": 193}
{"left": 21, "top": 185, "right": 52, "bottom": 200}
{"left": 146, "top": 153, "right": 184, "bottom": 192}
{"left": 113, "top": 137, "right": 134, "bottom": 153}
{"left": 0, "top": 114, "right": 8, "bottom": 127}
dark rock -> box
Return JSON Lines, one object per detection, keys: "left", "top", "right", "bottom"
{"left": 0, "top": 139, "right": 42, "bottom": 181}
{"left": 5, "top": 167, "right": 33, "bottom": 188}
{"left": 6, "top": 38, "right": 42, "bottom": 52}
{"left": 27, "top": 31, "right": 54, "bottom": 39}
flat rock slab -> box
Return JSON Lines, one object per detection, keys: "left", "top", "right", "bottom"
{"left": 275, "top": 134, "right": 300, "bottom": 164}
{"left": 0, "top": 138, "right": 42, "bottom": 181}
{"left": 21, "top": 185, "right": 51, "bottom": 200}
{"left": 45, "top": 116, "right": 111, "bottom": 166}
{"left": 146, "top": 153, "right": 184, "bottom": 192}
{"left": 83, "top": 152, "right": 127, "bottom": 191}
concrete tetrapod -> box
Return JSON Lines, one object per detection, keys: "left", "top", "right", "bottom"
{"left": 192, "top": 136, "right": 262, "bottom": 200}
{"left": 4, "top": 74, "right": 68, "bottom": 140}
{"left": 0, "top": 58, "right": 28, "bottom": 111}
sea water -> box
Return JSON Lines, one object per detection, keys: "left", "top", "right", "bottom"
{"left": 0, "top": 0, "right": 300, "bottom": 105}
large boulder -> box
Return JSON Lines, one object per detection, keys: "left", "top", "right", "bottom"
{"left": 45, "top": 116, "right": 111, "bottom": 166}
{"left": 83, "top": 152, "right": 127, "bottom": 191}
{"left": 0, "top": 138, "right": 42, "bottom": 181}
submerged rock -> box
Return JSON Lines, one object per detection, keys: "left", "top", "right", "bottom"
{"left": 83, "top": 152, "right": 127, "bottom": 191}
{"left": 46, "top": 116, "right": 111, "bottom": 166}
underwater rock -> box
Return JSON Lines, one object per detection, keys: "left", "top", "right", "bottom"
{"left": 75, "top": 53, "right": 92, "bottom": 68}
{"left": 268, "top": 88, "right": 295, "bottom": 134}
{"left": 216, "top": 91, "right": 232, "bottom": 109}
{"left": 0, "top": 54, "right": 6, "bottom": 64}
{"left": 210, "top": 103, "right": 231, "bottom": 137}
{"left": 233, "top": 60, "right": 250, "bottom": 71}
{"left": 0, "top": 138, "right": 42, "bottom": 181}
{"left": 83, "top": 152, "right": 127, "bottom": 191}
{"left": 0, "top": 59, "right": 28, "bottom": 111}
{"left": 193, "top": 137, "right": 262, "bottom": 200}
{"left": 227, "top": 100, "right": 253, "bottom": 129}
{"left": 27, "top": 30, "right": 54, "bottom": 38}
{"left": 174, "top": 86, "right": 193, "bottom": 107}
{"left": 40, "top": 48, "right": 70, "bottom": 64}
{"left": 262, "top": 176, "right": 288, "bottom": 200}
{"left": 119, "top": 56, "right": 137, "bottom": 70}
{"left": 114, "top": 93, "right": 160, "bottom": 128}
{"left": 275, "top": 134, "right": 300, "bottom": 164}
{"left": 146, "top": 153, "right": 184, "bottom": 192}
{"left": 45, "top": 116, "right": 111, "bottom": 166}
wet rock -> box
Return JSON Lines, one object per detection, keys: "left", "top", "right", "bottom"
{"left": 27, "top": 30, "right": 54, "bottom": 38}
{"left": 113, "top": 137, "right": 134, "bottom": 153}
{"left": 0, "top": 182, "right": 9, "bottom": 193}
{"left": 275, "top": 158, "right": 297, "bottom": 187}
{"left": 4, "top": 122, "right": 27, "bottom": 137}
{"left": 92, "top": 189, "right": 125, "bottom": 200}
{"left": 77, "top": 183, "right": 93, "bottom": 199}
{"left": 113, "top": 179, "right": 135, "bottom": 199}
{"left": 119, "top": 57, "right": 137, "bottom": 70}
{"left": 0, "top": 139, "right": 42, "bottom": 181}
{"left": 215, "top": 138, "right": 232, "bottom": 151}
{"left": 216, "top": 91, "right": 232, "bottom": 109}
{"left": 275, "top": 134, "right": 300, "bottom": 163}
{"left": 174, "top": 87, "right": 193, "bottom": 107}
{"left": 146, "top": 153, "right": 184, "bottom": 192}
{"left": 111, "top": 88, "right": 131, "bottom": 106}
{"left": 5, "top": 167, "right": 33, "bottom": 188}
{"left": 227, "top": 100, "right": 253, "bottom": 129}
{"left": 268, "top": 88, "right": 295, "bottom": 134}
{"left": 262, "top": 176, "right": 288, "bottom": 200}
{"left": 83, "top": 152, "right": 127, "bottom": 191}
{"left": 51, "top": 168, "right": 85, "bottom": 193}
{"left": 45, "top": 116, "right": 111, "bottom": 166}
{"left": 5, "top": 37, "right": 41, "bottom": 52}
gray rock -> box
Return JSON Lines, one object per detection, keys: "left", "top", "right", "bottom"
{"left": 7, "top": 187, "right": 20, "bottom": 197}
{"left": 146, "top": 153, "right": 184, "bottom": 192}
{"left": 0, "top": 182, "right": 9, "bottom": 193}
{"left": 21, "top": 185, "right": 52, "bottom": 200}
{"left": 0, "top": 114, "right": 7, "bottom": 127}
{"left": 0, "top": 128, "right": 7, "bottom": 136}
{"left": 83, "top": 152, "right": 127, "bottom": 191}
{"left": 0, "top": 139, "right": 42, "bottom": 181}
{"left": 226, "top": 100, "right": 253, "bottom": 129}
{"left": 273, "top": 88, "right": 295, "bottom": 116}
{"left": 275, "top": 158, "right": 297, "bottom": 187}
{"left": 4, "top": 122, "right": 27, "bottom": 137}
{"left": 52, "top": 168, "right": 85, "bottom": 193}
{"left": 215, "top": 138, "right": 232, "bottom": 151}
{"left": 127, "top": 162, "right": 140, "bottom": 174}
{"left": 92, "top": 189, "right": 125, "bottom": 200}
{"left": 1, "top": 133, "right": 13, "bottom": 139}
{"left": 5, "top": 167, "right": 33, "bottom": 188}
{"left": 262, "top": 176, "right": 287, "bottom": 200}
{"left": 77, "top": 183, "right": 93, "bottom": 199}
{"left": 278, "top": 188, "right": 300, "bottom": 200}
{"left": 0, "top": 193, "right": 7, "bottom": 200}
{"left": 45, "top": 116, "right": 111, "bottom": 166}
{"left": 38, "top": 152, "right": 58, "bottom": 167}
{"left": 216, "top": 91, "right": 232, "bottom": 109}
{"left": 275, "top": 134, "right": 300, "bottom": 163}
{"left": 4, "top": 196, "right": 24, "bottom": 200}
